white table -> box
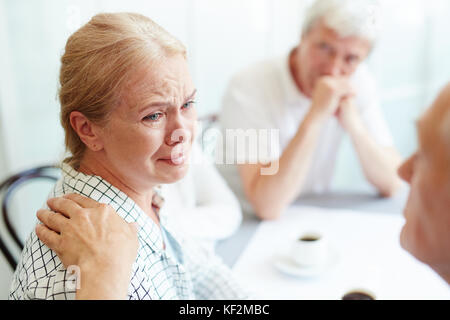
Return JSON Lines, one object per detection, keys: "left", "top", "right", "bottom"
{"left": 231, "top": 205, "right": 450, "bottom": 300}
{"left": 216, "top": 191, "right": 411, "bottom": 267}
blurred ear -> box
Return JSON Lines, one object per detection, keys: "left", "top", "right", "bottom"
{"left": 69, "top": 111, "right": 104, "bottom": 152}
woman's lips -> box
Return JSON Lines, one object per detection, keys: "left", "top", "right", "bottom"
{"left": 158, "top": 154, "right": 186, "bottom": 166}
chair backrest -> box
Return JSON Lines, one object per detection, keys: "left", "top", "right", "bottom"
{"left": 0, "top": 165, "right": 60, "bottom": 270}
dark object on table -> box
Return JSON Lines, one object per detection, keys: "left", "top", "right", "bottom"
{"left": 342, "top": 290, "right": 375, "bottom": 300}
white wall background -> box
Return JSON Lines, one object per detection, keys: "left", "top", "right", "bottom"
{"left": 0, "top": 0, "right": 450, "bottom": 299}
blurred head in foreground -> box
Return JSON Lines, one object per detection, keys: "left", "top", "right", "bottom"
{"left": 398, "top": 82, "right": 450, "bottom": 284}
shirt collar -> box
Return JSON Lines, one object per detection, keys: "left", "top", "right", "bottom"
{"left": 60, "top": 163, "right": 166, "bottom": 253}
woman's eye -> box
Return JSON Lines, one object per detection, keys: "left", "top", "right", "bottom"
{"left": 319, "top": 43, "right": 330, "bottom": 51}
{"left": 143, "top": 112, "right": 163, "bottom": 121}
{"left": 182, "top": 101, "right": 196, "bottom": 110}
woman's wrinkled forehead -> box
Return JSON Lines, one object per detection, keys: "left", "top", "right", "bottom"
{"left": 122, "top": 57, "right": 192, "bottom": 110}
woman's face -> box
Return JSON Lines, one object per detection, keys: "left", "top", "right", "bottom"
{"left": 96, "top": 54, "right": 197, "bottom": 189}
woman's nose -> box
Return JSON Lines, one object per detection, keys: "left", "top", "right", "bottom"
{"left": 165, "top": 117, "right": 190, "bottom": 146}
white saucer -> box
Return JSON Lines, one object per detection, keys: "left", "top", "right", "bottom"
{"left": 273, "top": 249, "right": 338, "bottom": 277}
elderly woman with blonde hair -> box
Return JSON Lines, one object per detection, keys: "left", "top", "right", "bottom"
{"left": 9, "top": 12, "right": 248, "bottom": 300}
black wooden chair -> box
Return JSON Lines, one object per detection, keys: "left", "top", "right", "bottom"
{"left": 0, "top": 165, "right": 60, "bottom": 270}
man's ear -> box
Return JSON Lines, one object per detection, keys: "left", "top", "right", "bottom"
{"left": 69, "top": 111, "right": 104, "bottom": 152}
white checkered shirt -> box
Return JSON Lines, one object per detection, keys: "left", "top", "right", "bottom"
{"left": 9, "top": 164, "right": 249, "bottom": 300}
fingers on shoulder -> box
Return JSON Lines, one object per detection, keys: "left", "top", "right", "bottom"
{"left": 36, "top": 209, "right": 68, "bottom": 233}
{"left": 63, "top": 193, "right": 103, "bottom": 208}
{"left": 47, "top": 196, "right": 83, "bottom": 218}
{"left": 35, "top": 224, "right": 62, "bottom": 254}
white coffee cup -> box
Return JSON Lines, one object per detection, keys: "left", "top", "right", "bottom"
{"left": 290, "top": 231, "right": 329, "bottom": 267}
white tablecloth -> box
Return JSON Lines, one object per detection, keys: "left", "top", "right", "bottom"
{"left": 232, "top": 205, "right": 450, "bottom": 299}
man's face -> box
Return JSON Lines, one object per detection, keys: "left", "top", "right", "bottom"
{"left": 398, "top": 84, "right": 450, "bottom": 276}
{"left": 295, "top": 20, "right": 371, "bottom": 96}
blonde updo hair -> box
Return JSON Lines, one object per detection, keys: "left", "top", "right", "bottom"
{"left": 59, "top": 12, "right": 186, "bottom": 169}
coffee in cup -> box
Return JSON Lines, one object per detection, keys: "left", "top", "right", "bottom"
{"left": 342, "top": 289, "right": 376, "bottom": 300}
{"left": 290, "top": 231, "right": 328, "bottom": 267}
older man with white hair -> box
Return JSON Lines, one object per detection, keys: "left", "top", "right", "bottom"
{"left": 218, "top": 0, "right": 403, "bottom": 219}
